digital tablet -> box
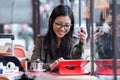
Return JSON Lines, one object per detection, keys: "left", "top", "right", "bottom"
{"left": 95, "top": 59, "right": 120, "bottom": 75}
{"left": 50, "top": 60, "right": 90, "bottom": 75}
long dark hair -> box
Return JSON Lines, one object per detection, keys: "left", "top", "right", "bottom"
{"left": 44, "top": 4, "right": 74, "bottom": 60}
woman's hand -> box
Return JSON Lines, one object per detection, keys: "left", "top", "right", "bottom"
{"left": 49, "top": 57, "right": 64, "bottom": 70}
{"left": 93, "top": 27, "right": 104, "bottom": 42}
{"left": 77, "top": 27, "right": 88, "bottom": 43}
{"left": 102, "top": 23, "right": 111, "bottom": 33}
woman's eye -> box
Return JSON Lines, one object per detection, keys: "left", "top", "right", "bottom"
{"left": 65, "top": 25, "right": 70, "bottom": 27}
{"left": 58, "top": 24, "right": 62, "bottom": 26}
{"left": 56, "top": 23, "right": 62, "bottom": 26}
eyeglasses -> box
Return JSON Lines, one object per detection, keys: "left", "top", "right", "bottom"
{"left": 117, "top": 22, "right": 120, "bottom": 27}
{"left": 107, "top": 22, "right": 120, "bottom": 27}
{"left": 54, "top": 22, "right": 72, "bottom": 30}
{"left": 107, "top": 22, "right": 112, "bottom": 27}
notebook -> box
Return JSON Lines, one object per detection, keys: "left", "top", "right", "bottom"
{"left": 95, "top": 59, "right": 120, "bottom": 75}
{"left": 50, "top": 60, "right": 90, "bottom": 75}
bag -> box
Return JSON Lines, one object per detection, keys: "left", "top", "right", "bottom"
{"left": 0, "top": 56, "right": 24, "bottom": 72}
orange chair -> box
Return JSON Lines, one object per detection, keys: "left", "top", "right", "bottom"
{"left": 14, "top": 45, "right": 28, "bottom": 71}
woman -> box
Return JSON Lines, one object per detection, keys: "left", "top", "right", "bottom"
{"left": 94, "top": 11, "right": 120, "bottom": 59}
{"left": 31, "top": 4, "right": 87, "bottom": 71}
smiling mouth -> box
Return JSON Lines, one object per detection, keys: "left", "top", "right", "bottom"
{"left": 57, "top": 30, "right": 64, "bottom": 34}
{"left": 58, "top": 32, "right": 65, "bottom": 36}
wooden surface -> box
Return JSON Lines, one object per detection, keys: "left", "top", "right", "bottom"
{"left": 2, "top": 71, "right": 99, "bottom": 80}
{"left": 27, "top": 71, "right": 99, "bottom": 80}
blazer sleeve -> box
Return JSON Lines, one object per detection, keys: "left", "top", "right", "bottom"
{"left": 68, "top": 37, "right": 85, "bottom": 59}
{"left": 31, "top": 35, "right": 51, "bottom": 71}
{"left": 31, "top": 36, "right": 41, "bottom": 61}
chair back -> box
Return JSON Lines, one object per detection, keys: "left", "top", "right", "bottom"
{"left": 14, "top": 45, "right": 27, "bottom": 71}
{"left": 14, "top": 45, "right": 26, "bottom": 58}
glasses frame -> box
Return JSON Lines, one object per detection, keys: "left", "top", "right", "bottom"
{"left": 107, "top": 22, "right": 112, "bottom": 27}
{"left": 54, "top": 22, "right": 72, "bottom": 30}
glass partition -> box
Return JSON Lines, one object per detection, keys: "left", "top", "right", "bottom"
{"left": 0, "top": 0, "right": 33, "bottom": 51}
{"left": 89, "top": 0, "right": 120, "bottom": 79}
{"left": 1, "top": 0, "right": 120, "bottom": 79}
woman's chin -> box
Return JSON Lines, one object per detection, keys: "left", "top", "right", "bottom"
{"left": 57, "top": 34, "right": 65, "bottom": 38}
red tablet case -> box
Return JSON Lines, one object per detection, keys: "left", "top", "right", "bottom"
{"left": 95, "top": 59, "right": 120, "bottom": 75}
{"left": 50, "top": 60, "right": 90, "bottom": 75}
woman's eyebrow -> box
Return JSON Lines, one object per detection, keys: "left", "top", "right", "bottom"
{"left": 55, "top": 21, "right": 71, "bottom": 24}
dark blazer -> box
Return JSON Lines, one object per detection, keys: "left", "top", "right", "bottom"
{"left": 96, "top": 33, "right": 112, "bottom": 59}
{"left": 31, "top": 35, "right": 84, "bottom": 70}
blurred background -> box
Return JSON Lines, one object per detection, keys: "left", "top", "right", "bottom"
{"left": 0, "top": 0, "right": 120, "bottom": 57}
{"left": 0, "top": 0, "right": 88, "bottom": 51}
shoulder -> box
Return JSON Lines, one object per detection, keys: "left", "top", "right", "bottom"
{"left": 37, "top": 34, "right": 46, "bottom": 38}
{"left": 35, "top": 34, "right": 46, "bottom": 45}
{"left": 36, "top": 34, "right": 46, "bottom": 41}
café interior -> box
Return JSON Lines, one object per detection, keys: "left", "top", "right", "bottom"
{"left": 0, "top": 0, "right": 120, "bottom": 80}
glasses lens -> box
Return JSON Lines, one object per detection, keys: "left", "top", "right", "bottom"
{"left": 107, "top": 22, "right": 112, "bottom": 27}
{"left": 55, "top": 22, "right": 71, "bottom": 29}
{"left": 55, "top": 22, "right": 62, "bottom": 28}
{"left": 117, "top": 22, "right": 120, "bottom": 27}
{"left": 64, "top": 25, "right": 71, "bottom": 29}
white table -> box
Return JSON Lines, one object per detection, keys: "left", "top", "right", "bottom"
{"left": 26, "top": 71, "right": 99, "bottom": 80}
{"left": 98, "top": 75, "right": 120, "bottom": 80}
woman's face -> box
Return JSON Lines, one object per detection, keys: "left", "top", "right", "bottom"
{"left": 53, "top": 16, "right": 71, "bottom": 39}
{"left": 106, "top": 15, "right": 120, "bottom": 36}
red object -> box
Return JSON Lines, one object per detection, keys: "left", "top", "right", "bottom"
{"left": 14, "top": 45, "right": 26, "bottom": 71}
{"left": 95, "top": 59, "right": 120, "bottom": 75}
{"left": 50, "top": 60, "right": 90, "bottom": 75}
